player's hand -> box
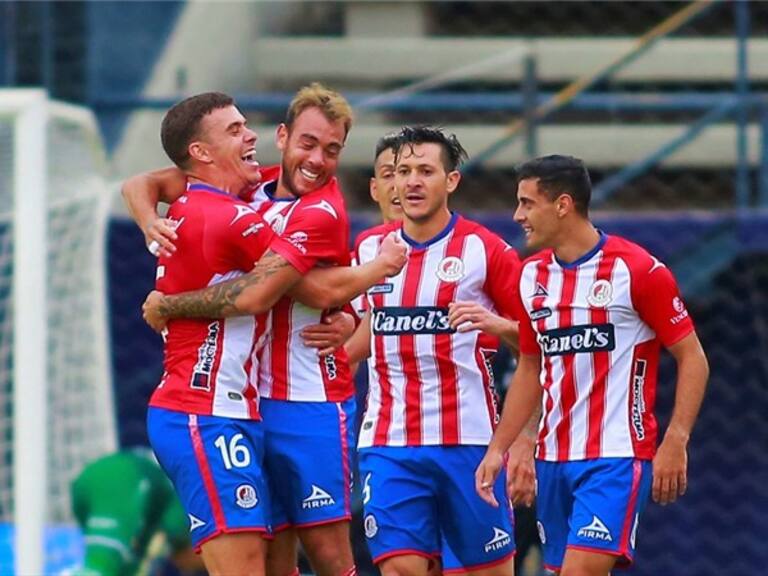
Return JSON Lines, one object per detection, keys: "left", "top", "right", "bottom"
{"left": 448, "top": 301, "right": 506, "bottom": 335}
{"left": 506, "top": 435, "right": 536, "bottom": 507}
{"left": 142, "top": 290, "right": 169, "bottom": 334}
{"left": 652, "top": 430, "right": 688, "bottom": 505}
{"left": 475, "top": 447, "right": 505, "bottom": 507}
{"left": 377, "top": 232, "right": 407, "bottom": 277}
{"left": 144, "top": 217, "right": 178, "bottom": 258}
{"left": 301, "top": 311, "right": 356, "bottom": 356}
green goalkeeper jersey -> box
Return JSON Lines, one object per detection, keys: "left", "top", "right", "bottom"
{"left": 71, "top": 449, "right": 190, "bottom": 576}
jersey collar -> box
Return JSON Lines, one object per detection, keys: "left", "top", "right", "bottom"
{"left": 401, "top": 212, "right": 459, "bottom": 250}
{"left": 187, "top": 182, "right": 230, "bottom": 196}
{"left": 554, "top": 230, "right": 608, "bottom": 269}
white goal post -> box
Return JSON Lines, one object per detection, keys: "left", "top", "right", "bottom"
{"left": 0, "top": 89, "right": 116, "bottom": 574}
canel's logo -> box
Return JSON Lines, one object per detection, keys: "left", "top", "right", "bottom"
{"left": 372, "top": 306, "right": 455, "bottom": 335}
{"left": 538, "top": 324, "right": 615, "bottom": 356}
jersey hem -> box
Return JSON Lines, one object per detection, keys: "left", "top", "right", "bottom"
{"left": 534, "top": 453, "right": 653, "bottom": 463}
{"left": 358, "top": 438, "right": 492, "bottom": 449}
{"left": 148, "top": 400, "right": 261, "bottom": 421}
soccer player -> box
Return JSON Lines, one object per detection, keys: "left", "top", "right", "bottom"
{"left": 349, "top": 126, "right": 523, "bottom": 576}
{"left": 143, "top": 91, "right": 282, "bottom": 575}
{"left": 71, "top": 449, "right": 204, "bottom": 576}
{"left": 475, "top": 155, "right": 709, "bottom": 576}
{"left": 128, "top": 84, "right": 405, "bottom": 576}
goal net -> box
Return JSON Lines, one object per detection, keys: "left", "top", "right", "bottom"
{"left": 0, "top": 90, "right": 116, "bottom": 574}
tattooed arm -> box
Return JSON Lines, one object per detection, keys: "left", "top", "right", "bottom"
{"left": 143, "top": 232, "right": 408, "bottom": 332}
{"left": 143, "top": 251, "right": 300, "bottom": 331}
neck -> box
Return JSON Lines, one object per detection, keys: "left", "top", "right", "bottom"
{"left": 274, "top": 173, "right": 294, "bottom": 199}
{"left": 402, "top": 208, "right": 452, "bottom": 244}
{"left": 552, "top": 217, "right": 601, "bottom": 264}
{"left": 188, "top": 173, "right": 237, "bottom": 196}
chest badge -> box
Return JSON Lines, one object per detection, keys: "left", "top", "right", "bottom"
{"left": 587, "top": 279, "right": 613, "bottom": 307}
{"left": 436, "top": 256, "right": 464, "bottom": 282}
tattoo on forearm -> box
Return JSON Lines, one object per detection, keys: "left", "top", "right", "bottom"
{"left": 158, "top": 251, "right": 291, "bottom": 318}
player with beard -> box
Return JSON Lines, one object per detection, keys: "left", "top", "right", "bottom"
{"left": 124, "top": 84, "right": 405, "bottom": 576}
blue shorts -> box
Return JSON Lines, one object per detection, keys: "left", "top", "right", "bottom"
{"left": 146, "top": 407, "right": 271, "bottom": 549}
{"left": 260, "top": 397, "right": 356, "bottom": 530}
{"left": 358, "top": 446, "right": 516, "bottom": 572}
{"left": 535, "top": 458, "right": 652, "bottom": 572}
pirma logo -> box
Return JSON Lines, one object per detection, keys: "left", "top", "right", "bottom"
{"left": 188, "top": 514, "right": 206, "bottom": 531}
{"left": 484, "top": 527, "right": 511, "bottom": 553}
{"left": 235, "top": 484, "right": 258, "bottom": 509}
{"left": 302, "top": 485, "right": 335, "bottom": 509}
{"left": 577, "top": 515, "right": 612, "bottom": 542}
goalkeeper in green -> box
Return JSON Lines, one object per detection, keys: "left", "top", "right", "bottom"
{"left": 71, "top": 449, "right": 203, "bottom": 576}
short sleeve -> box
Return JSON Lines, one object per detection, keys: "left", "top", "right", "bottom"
{"left": 633, "top": 262, "right": 694, "bottom": 347}
{"left": 484, "top": 236, "right": 522, "bottom": 320}
{"left": 511, "top": 266, "right": 541, "bottom": 355}
{"left": 269, "top": 198, "right": 347, "bottom": 275}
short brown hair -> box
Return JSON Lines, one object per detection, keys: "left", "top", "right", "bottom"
{"left": 284, "top": 83, "right": 353, "bottom": 137}
{"left": 161, "top": 92, "right": 235, "bottom": 169}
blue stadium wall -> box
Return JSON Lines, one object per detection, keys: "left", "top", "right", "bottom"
{"left": 108, "top": 213, "right": 768, "bottom": 575}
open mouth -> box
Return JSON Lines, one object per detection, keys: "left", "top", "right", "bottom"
{"left": 241, "top": 150, "right": 259, "bottom": 166}
{"left": 299, "top": 167, "right": 320, "bottom": 182}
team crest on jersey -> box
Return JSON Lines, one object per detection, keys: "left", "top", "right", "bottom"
{"left": 235, "top": 484, "right": 259, "bottom": 509}
{"left": 587, "top": 279, "right": 613, "bottom": 307}
{"left": 436, "top": 256, "right": 464, "bottom": 282}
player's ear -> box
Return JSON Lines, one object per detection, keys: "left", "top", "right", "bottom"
{"left": 446, "top": 170, "right": 461, "bottom": 194}
{"left": 555, "top": 193, "right": 574, "bottom": 217}
{"left": 188, "top": 141, "right": 212, "bottom": 164}
{"left": 369, "top": 177, "right": 379, "bottom": 202}
{"left": 276, "top": 123, "right": 289, "bottom": 152}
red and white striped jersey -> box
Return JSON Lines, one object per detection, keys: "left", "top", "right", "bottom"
{"left": 355, "top": 214, "right": 521, "bottom": 448}
{"left": 246, "top": 166, "right": 355, "bottom": 402}
{"left": 151, "top": 183, "right": 276, "bottom": 420}
{"left": 514, "top": 233, "right": 695, "bottom": 462}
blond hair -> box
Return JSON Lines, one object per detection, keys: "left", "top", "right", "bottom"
{"left": 285, "top": 82, "right": 353, "bottom": 137}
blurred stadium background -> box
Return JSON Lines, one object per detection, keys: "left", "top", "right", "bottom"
{"left": 1, "top": 0, "right": 766, "bottom": 574}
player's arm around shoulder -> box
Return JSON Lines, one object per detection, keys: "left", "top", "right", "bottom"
{"left": 122, "top": 166, "right": 188, "bottom": 257}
